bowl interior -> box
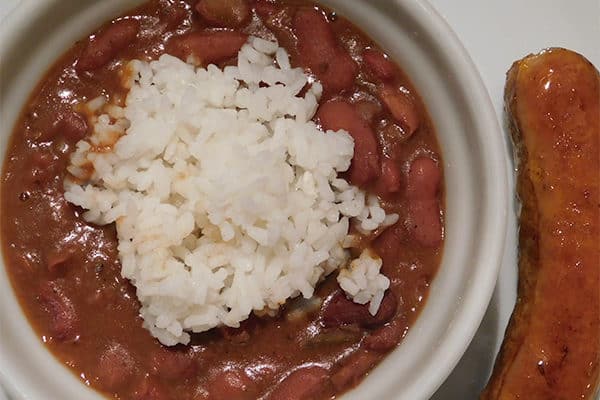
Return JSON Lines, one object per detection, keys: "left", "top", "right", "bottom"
{"left": 0, "top": 1, "right": 507, "bottom": 399}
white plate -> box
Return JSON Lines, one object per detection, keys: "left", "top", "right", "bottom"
{"left": 0, "top": 0, "right": 598, "bottom": 399}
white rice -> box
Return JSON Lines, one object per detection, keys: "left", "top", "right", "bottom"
{"left": 64, "top": 37, "right": 395, "bottom": 346}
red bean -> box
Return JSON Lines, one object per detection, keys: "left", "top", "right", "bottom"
{"left": 363, "top": 320, "right": 405, "bottom": 352}
{"left": 408, "top": 156, "right": 441, "bottom": 201}
{"left": 254, "top": 0, "right": 278, "bottom": 18}
{"left": 321, "top": 290, "right": 397, "bottom": 328}
{"left": 407, "top": 156, "right": 443, "bottom": 247}
{"left": 195, "top": 0, "right": 250, "bottom": 27}
{"left": 372, "top": 222, "right": 405, "bottom": 267}
{"left": 376, "top": 158, "right": 402, "bottom": 195}
{"left": 55, "top": 111, "right": 89, "bottom": 141}
{"left": 207, "top": 368, "right": 257, "bottom": 400}
{"left": 150, "top": 348, "right": 196, "bottom": 381}
{"left": 317, "top": 99, "right": 380, "bottom": 187}
{"left": 167, "top": 31, "right": 248, "bottom": 66}
{"left": 268, "top": 366, "right": 331, "bottom": 400}
{"left": 379, "top": 85, "right": 420, "bottom": 137}
{"left": 76, "top": 19, "right": 140, "bottom": 72}
{"left": 363, "top": 49, "right": 395, "bottom": 82}
{"left": 159, "top": 3, "right": 188, "bottom": 30}
{"left": 294, "top": 8, "right": 357, "bottom": 95}
{"left": 331, "top": 350, "right": 380, "bottom": 391}
{"left": 97, "top": 343, "right": 136, "bottom": 391}
{"left": 38, "top": 281, "right": 78, "bottom": 341}
{"left": 377, "top": 119, "right": 412, "bottom": 161}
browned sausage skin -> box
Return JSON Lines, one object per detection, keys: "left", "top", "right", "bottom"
{"left": 481, "top": 48, "right": 600, "bottom": 400}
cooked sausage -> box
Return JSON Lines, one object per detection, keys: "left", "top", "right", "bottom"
{"left": 317, "top": 99, "right": 380, "bottom": 187}
{"left": 195, "top": 0, "right": 250, "bottom": 27}
{"left": 321, "top": 290, "right": 397, "bottom": 328}
{"left": 268, "top": 366, "right": 331, "bottom": 400}
{"left": 38, "top": 281, "right": 78, "bottom": 341}
{"left": 407, "top": 156, "right": 442, "bottom": 247}
{"left": 294, "top": 8, "right": 357, "bottom": 95}
{"left": 378, "top": 86, "right": 420, "bottom": 137}
{"left": 167, "top": 31, "right": 248, "bottom": 66}
{"left": 76, "top": 19, "right": 140, "bottom": 72}
{"left": 481, "top": 48, "right": 600, "bottom": 400}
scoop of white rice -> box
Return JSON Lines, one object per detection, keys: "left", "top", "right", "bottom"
{"left": 64, "top": 37, "right": 395, "bottom": 346}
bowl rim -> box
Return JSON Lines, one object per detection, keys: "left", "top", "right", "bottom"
{"left": 0, "top": 0, "right": 508, "bottom": 399}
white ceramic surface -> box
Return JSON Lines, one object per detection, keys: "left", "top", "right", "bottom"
{"left": 0, "top": 0, "right": 509, "bottom": 399}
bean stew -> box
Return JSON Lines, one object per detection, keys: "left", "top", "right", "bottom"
{"left": 1, "top": 0, "right": 445, "bottom": 399}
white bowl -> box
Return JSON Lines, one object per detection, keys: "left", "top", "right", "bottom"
{"left": 0, "top": 1, "right": 507, "bottom": 399}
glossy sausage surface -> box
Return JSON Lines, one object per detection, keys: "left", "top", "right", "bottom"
{"left": 481, "top": 48, "right": 600, "bottom": 400}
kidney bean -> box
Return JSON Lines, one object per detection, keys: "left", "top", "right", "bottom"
{"left": 97, "top": 343, "right": 137, "bottom": 391}
{"left": 268, "top": 366, "right": 331, "bottom": 400}
{"left": 376, "top": 158, "right": 401, "bottom": 195}
{"left": 54, "top": 111, "right": 89, "bottom": 141}
{"left": 294, "top": 8, "right": 357, "bottom": 95}
{"left": 363, "top": 320, "right": 405, "bottom": 352}
{"left": 38, "top": 281, "right": 78, "bottom": 341}
{"left": 167, "top": 31, "right": 248, "bottom": 66}
{"left": 254, "top": 0, "right": 278, "bottom": 17}
{"left": 331, "top": 350, "right": 380, "bottom": 391}
{"left": 207, "top": 368, "right": 257, "bottom": 400}
{"left": 317, "top": 99, "right": 380, "bottom": 187}
{"left": 150, "top": 347, "right": 197, "bottom": 381}
{"left": 321, "top": 290, "right": 397, "bottom": 328}
{"left": 362, "top": 49, "right": 395, "bottom": 82}
{"left": 195, "top": 0, "right": 250, "bottom": 27}
{"left": 407, "top": 156, "right": 443, "bottom": 247}
{"left": 159, "top": 2, "right": 188, "bottom": 30}
{"left": 378, "top": 85, "right": 420, "bottom": 137}
{"left": 76, "top": 19, "right": 140, "bottom": 72}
